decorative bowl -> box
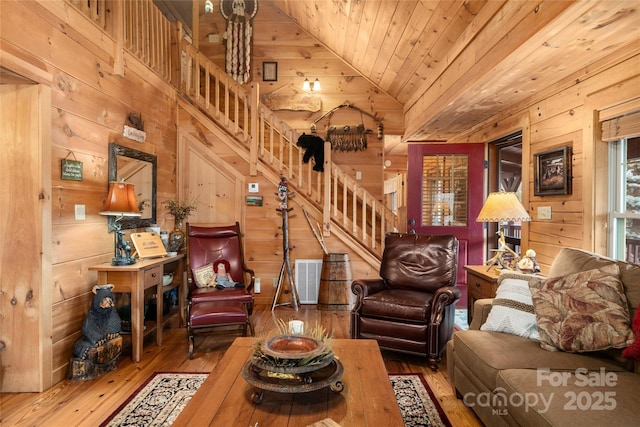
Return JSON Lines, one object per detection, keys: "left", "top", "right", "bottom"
{"left": 162, "top": 273, "right": 173, "bottom": 286}
{"left": 261, "top": 335, "right": 325, "bottom": 360}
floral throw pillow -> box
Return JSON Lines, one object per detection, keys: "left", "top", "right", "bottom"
{"left": 193, "top": 263, "right": 214, "bottom": 288}
{"left": 528, "top": 264, "right": 634, "bottom": 353}
{"left": 480, "top": 271, "right": 542, "bottom": 340}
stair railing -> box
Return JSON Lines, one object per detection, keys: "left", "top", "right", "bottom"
{"left": 65, "top": 0, "right": 397, "bottom": 257}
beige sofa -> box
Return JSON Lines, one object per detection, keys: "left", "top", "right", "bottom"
{"left": 447, "top": 248, "right": 640, "bottom": 426}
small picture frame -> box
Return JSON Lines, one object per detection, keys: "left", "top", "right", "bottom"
{"left": 262, "top": 62, "right": 277, "bottom": 82}
{"left": 534, "top": 146, "right": 572, "bottom": 196}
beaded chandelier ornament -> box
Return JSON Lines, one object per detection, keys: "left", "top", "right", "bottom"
{"left": 221, "top": 0, "right": 258, "bottom": 84}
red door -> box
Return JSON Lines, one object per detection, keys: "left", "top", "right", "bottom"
{"left": 406, "top": 143, "right": 485, "bottom": 307}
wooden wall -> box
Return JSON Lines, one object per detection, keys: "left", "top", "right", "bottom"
{"left": 1, "top": 1, "right": 179, "bottom": 385}
{"left": 455, "top": 48, "right": 640, "bottom": 272}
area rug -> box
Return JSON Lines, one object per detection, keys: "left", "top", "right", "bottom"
{"left": 100, "top": 372, "right": 208, "bottom": 427}
{"left": 389, "top": 373, "right": 451, "bottom": 427}
{"left": 103, "top": 372, "right": 449, "bottom": 427}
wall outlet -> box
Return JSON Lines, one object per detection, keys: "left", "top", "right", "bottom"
{"left": 273, "top": 277, "right": 279, "bottom": 287}
{"left": 355, "top": 171, "right": 362, "bottom": 180}
{"left": 75, "top": 204, "right": 86, "bottom": 220}
{"left": 254, "top": 277, "right": 261, "bottom": 293}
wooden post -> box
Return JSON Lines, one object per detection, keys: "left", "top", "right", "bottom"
{"left": 323, "top": 141, "right": 331, "bottom": 236}
{"left": 249, "top": 83, "right": 259, "bottom": 176}
{"left": 112, "top": 0, "right": 124, "bottom": 76}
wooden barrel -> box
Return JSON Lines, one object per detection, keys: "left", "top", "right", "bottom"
{"left": 318, "top": 253, "right": 354, "bottom": 311}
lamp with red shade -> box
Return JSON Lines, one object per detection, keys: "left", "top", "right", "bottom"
{"left": 100, "top": 181, "right": 142, "bottom": 265}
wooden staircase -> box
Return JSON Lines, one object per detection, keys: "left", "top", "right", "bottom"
{"left": 67, "top": 0, "right": 398, "bottom": 266}
{"left": 179, "top": 38, "right": 397, "bottom": 265}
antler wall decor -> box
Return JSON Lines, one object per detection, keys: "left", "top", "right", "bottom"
{"left": 311, "top": 102, "right": 384, "bottom": 152}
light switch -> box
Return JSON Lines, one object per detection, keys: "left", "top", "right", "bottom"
{"left": 538, "top": 206, "right": 552, "bottom": 220}
{"left": 356, "top": 171, "right": 362, "bottom": 180}
{"left": 75, "top": 204, "right": 86, "bottom": 220}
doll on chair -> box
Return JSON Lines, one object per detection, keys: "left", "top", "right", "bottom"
{"left": 213, "top": 260, "right": 242, "bottom": 289}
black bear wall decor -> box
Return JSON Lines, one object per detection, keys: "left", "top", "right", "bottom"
{"left": 296, "top": 133, "right": 325, "bottom": 172}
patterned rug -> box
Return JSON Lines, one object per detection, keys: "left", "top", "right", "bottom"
{"left": 102, "top": 372, "right": 449, "bottom": 427}
{"left": 389, "top": 373, "right": 451, "bottom": 427}
{"left": 100, "top": 372, "right": 208, "bottom": 427}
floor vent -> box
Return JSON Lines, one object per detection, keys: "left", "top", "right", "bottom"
{"left": 294, "top": 259, "right": 323, "bottom": 304}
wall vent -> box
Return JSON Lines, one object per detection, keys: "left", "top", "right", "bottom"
{"left": 294, "top": 259, "right": 323, "bottom": 304}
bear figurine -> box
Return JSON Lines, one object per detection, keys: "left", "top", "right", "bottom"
{"left": 72, "top": 284, "right": 122, "bottom": 359}
{"left": 296, "top": 133, "right": 325, "bottom": 172}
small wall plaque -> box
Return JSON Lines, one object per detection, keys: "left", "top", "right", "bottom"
{"left": 123, "top": 125, "right": 146, "bottom": 143}
{"left": 246, "top": 195, "right": 263, "bottom": 206}
{"left": 61, "top": 159, "right": 83, "bottom": 181}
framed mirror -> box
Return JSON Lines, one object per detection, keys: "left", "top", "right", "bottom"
{"left": 108, "top": 142, "right": 157, "bottom": 230}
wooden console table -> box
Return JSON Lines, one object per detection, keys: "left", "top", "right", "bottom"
{"left": 175, "top": 338, "right": 404, "bottom": 426}
{"left": 89, "top": 254, "right": 185, "bottom": 362}
{"left": 464, "top": 265, "right": 500, "bottom": 323}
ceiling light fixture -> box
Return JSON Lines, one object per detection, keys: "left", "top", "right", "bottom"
{"left": 204, "top": 0, "right": 214, "bottom": 14}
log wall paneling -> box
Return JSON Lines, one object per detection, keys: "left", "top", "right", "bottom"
{"left": 0, "top": 84, "right": 52, "bottom": 392}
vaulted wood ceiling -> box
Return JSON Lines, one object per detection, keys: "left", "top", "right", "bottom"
{"left": 268, "top": 0, "right": 639, "bottom": 141}
{"left": 163, "top": 1, "right": 638, "bottom": 142}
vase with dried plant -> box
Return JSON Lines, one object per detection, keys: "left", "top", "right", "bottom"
{"left": 163, "top": 199, "right": 197, "bottom": 252}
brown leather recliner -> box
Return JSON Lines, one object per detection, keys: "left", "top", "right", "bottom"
{"left": 350, "top": 233, "right": 460, "bottom": 370}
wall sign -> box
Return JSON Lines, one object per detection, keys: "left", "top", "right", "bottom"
{"left": 61, "top": 154, "right": 83, "bottom": 181}
{"left": 123, "top": 125, "right": 146, "bottom": 143}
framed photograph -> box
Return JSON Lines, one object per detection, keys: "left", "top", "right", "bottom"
{"left": 262, "top": 62, "right": 278, "bottom": 82}
{"left": 534, "top": 146, "right": 572, "bottom": 196}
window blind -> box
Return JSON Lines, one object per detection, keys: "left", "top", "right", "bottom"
{"left": 601, "top": 110, "right": 640, "bottom": 141}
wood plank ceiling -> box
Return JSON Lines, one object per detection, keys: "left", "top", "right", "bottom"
{"left": 160, "top": 1, "right": 639, "bottom": 142}
{"left": 268, "top": 0, "right": 639, "bottom": 142}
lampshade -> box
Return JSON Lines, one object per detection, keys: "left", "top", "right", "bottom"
{"left": 100, "top": 181, "right": 142, "bottom": 217}
{"left": 476, "top": 191, "right": 531, "bottom": 223}
{"left": 302, "top": 78, "right": 311, "bottom": 91}
{"left": 312, "top": 78, "right": 321, "bottom": 91}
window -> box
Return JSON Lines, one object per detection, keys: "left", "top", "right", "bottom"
{"left": 421, "top": 154, "right": 468, "bottom": 226}
{"left": 609, "top": 136, "right": 640, "bottom": 263}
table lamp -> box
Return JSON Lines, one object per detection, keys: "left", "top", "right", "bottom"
{"left": 100, "top": 181, "right": 142, "bottom": 265}
{"left": 476, "top": 191, "right": 531, "bottom": 269}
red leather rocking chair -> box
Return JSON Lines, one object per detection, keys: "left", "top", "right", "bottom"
{"left": 185, "top": 222, "right": 255, "bottom": 358}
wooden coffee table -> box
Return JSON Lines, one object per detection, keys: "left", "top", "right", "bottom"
{"left": 175, "top": 337, "right": 404, "bottom": 426}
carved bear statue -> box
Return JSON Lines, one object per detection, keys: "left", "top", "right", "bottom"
{"left": 72, "top": 284, "right": 122, "bottom": 359}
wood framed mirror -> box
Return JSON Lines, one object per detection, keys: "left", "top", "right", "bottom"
{"left": 108, "top": 142, "right": 157, "bottom": 230}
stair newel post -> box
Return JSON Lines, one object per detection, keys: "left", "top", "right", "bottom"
{"left": 249, "top": 83, "right": 259, "bottom": 176}
{"left": 272, "top": 177, "right": 300, "bottom": 311}
{"left": 323, "top": 140, "right": 332, "bottom": 237}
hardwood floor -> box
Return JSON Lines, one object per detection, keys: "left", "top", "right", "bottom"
{"left": 0, "top": 305, "right": 482, "bottom": 426}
